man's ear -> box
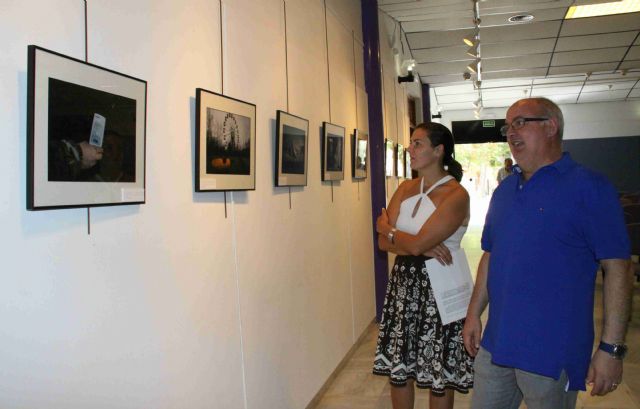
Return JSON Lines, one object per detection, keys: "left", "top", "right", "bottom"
{"left": 546, "top": 118, "right": 559, "bottom": 138}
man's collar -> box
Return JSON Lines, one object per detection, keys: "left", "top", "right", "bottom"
{"left": 512, "top": 152, "right": 574, "bottom": 176}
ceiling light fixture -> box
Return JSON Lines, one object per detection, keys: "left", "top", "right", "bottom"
{"left": 463, "top": 28, "right": 479, "bottom": 47}
{"left": 467, "top": 59, "right": 480, "bottom": 74}
{"left": 508, "top": 14, "right": 535, "bottom": 23}
{"left": 466, "top": 43, "right": 480, "bottom": 57}
{"left": 565, "top": 0, "right": 640, "bottom": 19}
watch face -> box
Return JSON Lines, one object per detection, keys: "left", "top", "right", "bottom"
{"left": 613, "top": 344, "right": 628, "bottom": 358}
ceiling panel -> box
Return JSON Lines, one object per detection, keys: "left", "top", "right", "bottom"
{"left": 619, "top": 60, "right": 640, "bottom": 70}
{"left": 437, "top": 93, "right": 478, "bottom": 103}
{"left": 547, "top": 63, "right": 618, "bottom": 75}
{"left": 482, "top": 68, "right": 549, "bottom": 80}
{"left": 477, "top": 7, "right": 567, "bottom": 27}
{"left": 578, "top": 89, "right": 630, "bottom": 102}
{"left": 434, "top": 83, "right": 477, "bottom": 95}
{"left": 629, "top": 88, "right": 640, "bottom": 97}
{"left": 481, "top": 20, "right": 561, "bottom": 42}
{"left": 560, "top": 13, "right": 640, "bottom": 36}
{"left": 482, "top": 78, "right": 533, "bottom": 87}
{"left": 551, "top": 47, "right": 628, "bottom": 66}
{"left": 406, "top": 29, "right": 475, "bottom": 49}
{"left": 555, "top": 32, "right": 638, "bottom": 52}
{"left": 413, "top": 46, "right": 472, "bottom": 64}
{"left": 531, "top": 85, "right": 583, "bottom": 95}
{"left": 533, "top": 75, "right": 587, "bottom": 84}
{"left": 401, "top": 16, "right": 472, "bottom": 31}
{"left": 626, "top": 46, "right": 640, "bottom": 61}
{"left": 581, "top": 81, "right": 637, "bottom": 92}
{"left": 417, "top": 60, "right": 471, "bottom": 76}
{"left": 483, "top": 54, "right": 552, "bottom": 71}
{"left": 482, "top": 38, "right": 556, "bottom": 58}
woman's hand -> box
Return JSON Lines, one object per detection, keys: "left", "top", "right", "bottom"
{"left": 376, "top": 208, "right": 390, "bottom": 234}
{"left": 424, "top": 243, "right": 452, "bottom": 265}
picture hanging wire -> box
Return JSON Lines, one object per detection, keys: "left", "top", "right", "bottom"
{"left": 352, "top": 29, "right": 361, "bottom": 202}
{"left": 323, "top": 0, "right": 335, "bottom": 203}
{"left": 283, "top": 0, "right": 293, "bottom": 210}
{"left": 84, "top": 0, "right": 91, "bottom": 235}
{"left": 219, "top": 0, "right": 228, "bottom": 218}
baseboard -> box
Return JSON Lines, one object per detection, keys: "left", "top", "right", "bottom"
{"left": 305, "top": 318, "right": 377, "bottom": 409}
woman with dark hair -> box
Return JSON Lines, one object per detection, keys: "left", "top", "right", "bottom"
{"left": 373, "top": 122, "right": 473, "bottom": 409}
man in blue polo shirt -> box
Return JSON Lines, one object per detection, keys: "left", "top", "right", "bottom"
{"left": 462, "top": 97, "right": 633, "bottom": 409}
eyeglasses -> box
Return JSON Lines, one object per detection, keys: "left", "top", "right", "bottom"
{"left": 500, "top": 117, "right": 549, "bottom": 136}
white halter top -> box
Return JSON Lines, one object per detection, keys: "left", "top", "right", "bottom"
{"left": 395, "top": 175, "right": 467, "bottom": 250}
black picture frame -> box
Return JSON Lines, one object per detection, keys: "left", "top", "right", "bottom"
{"left": 27, "top": 45, "right": 147, "bottom": 210}
{"left": 352, "top": 129, "right": 368, "bottom": 179}
{"left": 321, "top": 122, "right": 345, "bottom": 181}
{"left": 195, "top": 88, "right": 256, "bottom": 191}
{"left": 275, "top": 110, "right": 309, "bottom": 187}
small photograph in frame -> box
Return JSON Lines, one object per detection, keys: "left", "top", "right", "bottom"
{"left": 405, "top": 153, "right": 412, "bottom": 180}
{"left": 195, "top": 88, "right": 256, "bottom": 191}
{"left": 322, "top": 122, "right": 345, "bottom": 181}
{"left": 275, "top": 110, "right": 309, "bottom": 187}
{"left": 27, "top": 45, "right": 147, "bottom": 210}
{"left": 385, "top": 139, "right": 395, "bottom": 177}
{"left": 352, "top": 129, "right": 368, "bottom": 179}
{"left": 397, "top": 143, "right": 405, "bottom": 178}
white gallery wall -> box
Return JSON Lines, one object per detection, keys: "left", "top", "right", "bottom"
{"left": 377, "top": 11, "right": 414, "bottom": 203}
{"left": 0, "top": 1, "right": 375, "bottom": 409}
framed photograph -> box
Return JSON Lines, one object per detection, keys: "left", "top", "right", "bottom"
{"left": 397, "top": 143, "right": 405, "bottom": 178}
{"left": 385, "top": 139, "right": 395, "bottom": 177}
{"left": 352, "top": 129, "right": 368, "bottom": 179}
{"left": 275, "top": 110, "right": 309, "bottom": 187}
{"left": 27, "top": 45, "right": 147, "bottom": 210}
{"left": 321, "top": 122, "right": 345, "bottom": 181}
{"left": 195, "top": 88, "right": 256, "bottom": 191}
{"left": 405, "top": 153, "right": 412, "bottom": 179}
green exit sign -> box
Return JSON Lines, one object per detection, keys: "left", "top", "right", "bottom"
{"left": 482, "top": 120, "right": 495, "bottom": 128}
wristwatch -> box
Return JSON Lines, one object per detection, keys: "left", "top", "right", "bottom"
{"left": 387, "top": 228, "right": 397, "bottom": 244}
{"left": 599, "top": 341, "right": 628, "bottom": 360}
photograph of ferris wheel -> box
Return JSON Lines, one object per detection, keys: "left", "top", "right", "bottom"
{"left": 205, "top": 108, "right": 252, "bottom": 175}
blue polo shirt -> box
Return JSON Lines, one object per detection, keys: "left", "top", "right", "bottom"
{"left": 481, "top": 152, "right": 630, "bottom": 390}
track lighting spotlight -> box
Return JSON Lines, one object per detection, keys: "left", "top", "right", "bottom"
{"left": 466, "top": 42, "right": 480, "bottom": 58}
{"left": 467, "top": 59, "right": 480, "bottom": 74}
{"left": 463, "top": 28, "right": 479, "bottom": 47}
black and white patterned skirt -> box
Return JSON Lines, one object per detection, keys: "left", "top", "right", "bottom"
{"left": 372, "top": 255, "right": 474, "bottom": 395}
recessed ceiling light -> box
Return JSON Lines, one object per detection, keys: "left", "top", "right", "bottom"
{"left": 565, "top": 0, "right": 640, "bottom": 19}
{"left": 508, "top": 14, "right": 534, "bottom": 23}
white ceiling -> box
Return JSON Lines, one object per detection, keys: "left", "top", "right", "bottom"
{"left": 378, "top": 0, "right": 640, "bottom": 112}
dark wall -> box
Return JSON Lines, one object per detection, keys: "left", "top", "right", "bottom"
{"left": 452, "top": 119, "right": 506, "bottom": 144}
{"left": 563, "top": 136, "right": 640, "bottom": 193}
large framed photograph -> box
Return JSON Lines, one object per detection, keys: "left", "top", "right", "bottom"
{"left": 397, "top": 143, "right": 405, "bottom": 178}
{"left": 385, "top": 139, "right": 395, "bottom": 177}
{"left": 27, "top": 45, "right": 147, "bottom": 210}
{"left": 352, "top": 129, "right": 368, "bottom": 179}
{"left": 195, "top": 88, "right": 256, "bottom": 191}
{"left": 321, "top": 122, "right": 345, "bottom": 181}
{"left": 275, "top": 111, "right": 309, "bottom": 187}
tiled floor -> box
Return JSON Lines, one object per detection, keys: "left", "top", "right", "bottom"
{"left": 313, "top": 249, "right": 640, "bottom": 408}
